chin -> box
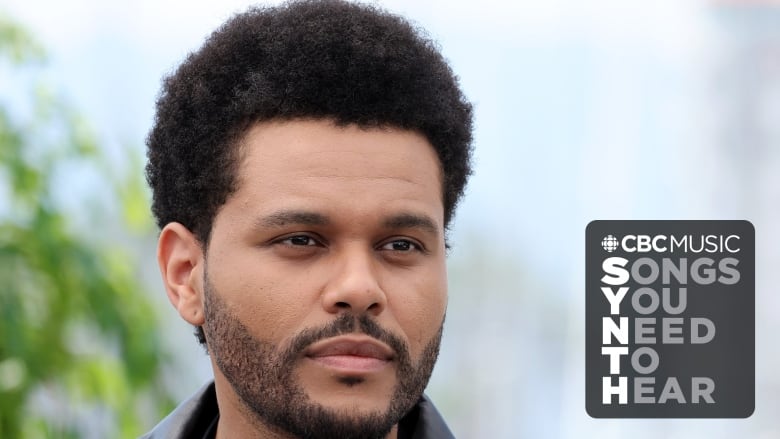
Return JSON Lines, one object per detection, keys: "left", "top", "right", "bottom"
{"left": 303, "top": 381, "right": 396, "bottom": 413}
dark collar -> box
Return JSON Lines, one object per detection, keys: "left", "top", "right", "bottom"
{"left": 140, "top": 381, "right": 454, "bottom": 439}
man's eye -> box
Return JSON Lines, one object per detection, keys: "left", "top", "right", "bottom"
{"left": 280, "top": 235, "right": 318, "bottom": 246}
{"left": 380, "top": 239, "right": 420, "bottom": 252}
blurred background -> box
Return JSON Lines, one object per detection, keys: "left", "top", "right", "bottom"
{"left": 1, "top": 0, "right": 778, "bottom": 437}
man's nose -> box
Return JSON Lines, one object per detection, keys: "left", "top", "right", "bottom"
{"left": 321, "top": 246, "right": 387, "bottom": 316}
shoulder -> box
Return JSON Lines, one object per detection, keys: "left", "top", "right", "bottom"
{"left": 139, "top": 381, "right": 218, "bottom": 439}
{"left": 406, "top": 394, "right": 456, "bottom": 439}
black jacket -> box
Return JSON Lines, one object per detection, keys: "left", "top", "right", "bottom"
{"left": 141, "top": 381, "right": 455, "bottom": 439}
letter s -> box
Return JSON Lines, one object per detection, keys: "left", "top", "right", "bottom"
{"left": 602, "top": 257, "right": 630, "bottom": 285}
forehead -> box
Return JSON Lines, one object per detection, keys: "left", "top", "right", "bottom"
{"left": 226, "top": 119, "right": 444, "bottom": 224}
{"left": 236, "top": 119, "right": 442, "bottom": 186}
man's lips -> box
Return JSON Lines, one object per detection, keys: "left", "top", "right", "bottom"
{"left": 304, "top": 335, "right": 394, "bottom": 374}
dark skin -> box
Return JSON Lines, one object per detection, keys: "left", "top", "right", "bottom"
{"left": 157, "top": 120, "right": 448, "bottom": 438}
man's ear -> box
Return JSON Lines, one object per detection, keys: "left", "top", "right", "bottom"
{"left": 157, "top": 222, "right": 206, "bottom": 326}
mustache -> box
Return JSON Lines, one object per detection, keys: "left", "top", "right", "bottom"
{"left": 281, "top": 313, "right": 409, "bottom": 364}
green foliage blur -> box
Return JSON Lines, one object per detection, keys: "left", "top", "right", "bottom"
{"left": 0, "top": 14, "right": 175, "bottom": 438}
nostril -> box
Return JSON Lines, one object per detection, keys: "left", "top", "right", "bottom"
{"left": 335, "top": 301, "right": 351, "bottom": 309}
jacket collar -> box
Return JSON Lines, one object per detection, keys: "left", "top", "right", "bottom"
{"left": 140, "top": 381, "right": 454, "bottom": 439}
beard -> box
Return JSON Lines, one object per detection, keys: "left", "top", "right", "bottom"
{"left": 201, "top": 270, "right": 443, "bottom": 439}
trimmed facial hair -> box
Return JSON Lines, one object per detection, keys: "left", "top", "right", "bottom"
{"left": 201, "top": 269, "right": 443, "bottom": 439}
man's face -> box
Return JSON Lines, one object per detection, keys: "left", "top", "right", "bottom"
{"left": 201, "top": 120, "right": 448, "bottom": 438}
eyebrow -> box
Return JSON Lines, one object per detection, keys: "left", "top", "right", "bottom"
{"left": 255, "top": 210, "right": 330, "bottom": 228}
{"left": 253, "top": 210, "right": 439, "bottom": 235}
{"left": 382, "top": 213, "right": 439, "bottom": 236}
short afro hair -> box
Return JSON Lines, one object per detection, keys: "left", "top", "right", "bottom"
{"left": 146, "top": 0, "right": 473, "bottom": 246}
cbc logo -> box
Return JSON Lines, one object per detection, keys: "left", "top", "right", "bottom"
{"left": 601, "top": 235, "right": 620, "bottom": 252}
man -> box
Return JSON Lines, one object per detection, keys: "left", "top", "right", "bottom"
{"left": 143, "top": 0, "right": 472, "bottom": 438}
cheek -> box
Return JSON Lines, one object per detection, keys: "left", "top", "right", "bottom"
{"left": 210, "top": 262, "right": 319, "bottom": 342}
{"left": 388, "top": 267, "right": 447, "bottom": 358}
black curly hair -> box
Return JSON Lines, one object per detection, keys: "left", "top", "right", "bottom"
{"left": 147, "top": 0, "right": 474, "bottom": 348}
{"left": 147, "top": 0, "right": 473, "bottom": 248}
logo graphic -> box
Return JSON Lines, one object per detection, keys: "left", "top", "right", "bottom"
{"left": 585, "top": 220, "right": 754, "bottom": 418}
{"left": 601, "top": 235, "right": 620, "bottom": 252}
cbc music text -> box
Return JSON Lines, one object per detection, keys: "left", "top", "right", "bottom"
{"left": 620, "top": 234, "right": 740, "bottom": 254}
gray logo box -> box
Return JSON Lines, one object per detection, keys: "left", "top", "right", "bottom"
{"left": 585, "top": 220, "right": 754, "bottom": 418}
